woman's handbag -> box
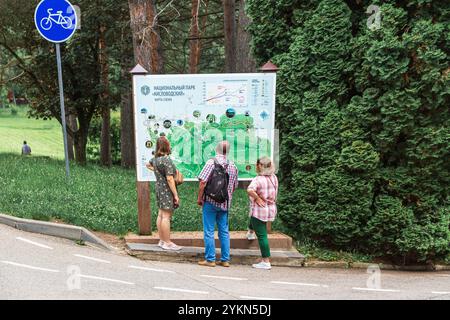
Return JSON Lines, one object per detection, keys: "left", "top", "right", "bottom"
{"left": 174, "top": 169, "right": 184, "bottom": 185}
{"left": 153, "top": 159, "right": 183, "bottom": 186}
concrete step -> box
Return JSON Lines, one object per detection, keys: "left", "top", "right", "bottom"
{"left": 126, "top": 243, "right": 305, "bottom": 268}
{"left": 125, "top": 231, "right": 293, "bottom": 250}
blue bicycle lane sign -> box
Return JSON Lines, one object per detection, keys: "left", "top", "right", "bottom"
{"left": 34, "top": 0, "right": 78, "bottom": 43}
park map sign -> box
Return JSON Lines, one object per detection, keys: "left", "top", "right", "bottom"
{"left": 133, "top": 73, "right": 276, "bottom": 181}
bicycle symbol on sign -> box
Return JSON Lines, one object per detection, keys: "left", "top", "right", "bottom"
{"left": 40, "top": 8, "right": 73, "bottom": 31}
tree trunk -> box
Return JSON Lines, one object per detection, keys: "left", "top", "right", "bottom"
{"left": 128, "top": 0, "right": 164, "bottom": 74}
{"left": 189, "top": 0, "right": 201, "bottom": 73}
{"left": 121, "top": 87, "right": 135, "bottom": 168}
{"left": 147, "top": 0, "right": 164, "bottom": 74}
{"left": 127, "top": 0, "right": 164, "bottom": 169}
{"left": 235, "top": 0, "right": 256, "bottom": 72}
{"left": 74, "top": 128, "right": 88, "bottom": 165}
{"left": 67, "top": 134, "right": 74, "bottom": 160}
{"left": 119, "top": 3, "right": 135, "bottom": 169}
{"left": 67, "top": 113, "right": 77, "bottom": 160}
{"left": 100, "top": 106, "right": 111, "bottom": 166}
{"left": 99, "top": 25, "right": 112, "bottom": 167}
{"left": 223, "top": 0, "right": 236, "bottom": 73}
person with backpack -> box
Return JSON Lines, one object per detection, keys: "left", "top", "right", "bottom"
{"left": 197, "top": 141, "right": 238, "bottom": 267}
{"left": 246, "top": 156, "right": 279, "bottom": 270}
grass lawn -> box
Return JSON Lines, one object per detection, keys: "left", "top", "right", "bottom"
{"left": 0, "top": 106, "right": 64, "bottom": 158}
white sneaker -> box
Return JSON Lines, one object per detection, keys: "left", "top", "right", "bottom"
{"left": 169, "top": 243, "right": 182, "bottom": 251}
{"left": 158, "top": 240, "right": 165, "bottom": 248}
{"left": 246, "top": 230, "right": 257, "bottom": 240}
{"left": 162, "top": 242, "right": 182, "bottom": 251}
{"left": 252, "top": 261, "right": 271, "bottom": 270}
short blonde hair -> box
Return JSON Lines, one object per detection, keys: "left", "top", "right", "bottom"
{"left": 257, "top": 156, "right": 275, "bottom": 176}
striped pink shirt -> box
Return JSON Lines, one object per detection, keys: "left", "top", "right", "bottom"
{"left": 247, "top": 174, "right": 279, "bottom": 222}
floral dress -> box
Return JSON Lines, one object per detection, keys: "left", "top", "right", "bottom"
{"left": 151, "top": 155, "right": 177, "bottom": 211}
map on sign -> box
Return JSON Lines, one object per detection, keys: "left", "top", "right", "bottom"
{"left": 205, "top": 83, "right": 248, "bottom": 106}
{"left": 133, "top": 73, "right": 276, "bottom": 182}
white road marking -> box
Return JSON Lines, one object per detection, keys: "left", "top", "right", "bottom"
{"left": 200, "top": 275, "right": 248, "bottom": 281}
{"left": 73, "top": 254, "right": 111, "bottom": 264}
{"left": 352, "top": 287, "right": 400, "bottom": 293}
{"left": 16, "top": 237, "right": 53, "bottom": 250}
{"left": 271, "top": 281, "right": 329, "bottom": 288}
{"left": 240, "top": 295, "right": 283, "bottom": 300}
{"left": 432, "top": 291, "right": 450, "bottom": 295}
{"left": 79, "top": 274, "right": 134, "bottom": 285}
{"left": 1, "top": 260, "right": 59, "bottom": 273}
{"left": 128, "top": 265, "right": 174, "bottom": 273}
{"left": 154, "top": 287, "right": 209, "bottom": 295}
{"left": 437, "top": 274, "right": 450, "bottom": 277}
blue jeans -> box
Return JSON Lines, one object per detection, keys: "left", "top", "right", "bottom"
{"left": 202, "top": 201, "right": 230, "bottom": 262}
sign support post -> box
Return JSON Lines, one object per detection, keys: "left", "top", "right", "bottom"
{"left": 55, "top": 43, "right": 71, "bottom": 179}
{"left": 35, "top": 0, "right": 78, "bottom": 179}
{"left": 131, "top": 64, "right": 152, "bottom": 235}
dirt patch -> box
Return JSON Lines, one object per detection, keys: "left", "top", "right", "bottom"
{"left": 50, "top": 218, "right": 68, "bottom": 225}
{"left": 92, "top": 231, "right": 127, "bottom": 254}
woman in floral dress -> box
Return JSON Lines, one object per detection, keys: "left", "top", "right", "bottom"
{"left": 146, "top": 136, "right": 182, "bottom": 251}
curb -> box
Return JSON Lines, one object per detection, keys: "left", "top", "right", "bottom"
{"left": 0, "top": 213, "right": 112, "bottom": 251}
{"left": 125, "top": 243, "right": 305, "bottom": 267}
{"left": 303, "top": 260, "right": 450, "bottom": 271}
{"left": 125, "top": 243, "right": 450, "bottom": 271}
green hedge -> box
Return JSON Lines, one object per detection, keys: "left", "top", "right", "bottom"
{"left": 247, "top": 0, "right": 449, "bottom": 263}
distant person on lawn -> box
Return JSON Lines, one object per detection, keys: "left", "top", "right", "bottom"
{"left": 197, "top": 141, "right": 238, "bottom": 267}
{"left": 246, "top": 157, "right": 278, "bottom": 270}
{"left": 21, "top": 141, "right": 31, "bottom": 156}
{"left": 146, "top": 136, "right": 182, "bottom": 251}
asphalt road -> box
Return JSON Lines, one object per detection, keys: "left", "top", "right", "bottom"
{"left": 0, "top": 224, "right": 449, "bottom": 300}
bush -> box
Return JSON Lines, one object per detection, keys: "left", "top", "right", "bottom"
{"left": 247, "top": 0, "right": 450, "bottom": 263}
{"left": 10, "top": 107, "right": 18, "bottom": 116}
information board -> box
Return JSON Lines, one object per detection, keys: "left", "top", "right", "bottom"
{"left": 133, "top": 73, "right": 276, "bottom": 181}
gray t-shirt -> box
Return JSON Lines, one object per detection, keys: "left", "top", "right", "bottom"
{"left": 22, "top": 144, "right": 31, "bottom": 155}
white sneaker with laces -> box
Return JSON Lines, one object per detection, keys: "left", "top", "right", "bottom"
{"left": 163, "top": 242, "right": 182, "bottom": 251}
{"left": 158, "top": 240, "right": 165, "bottom": 248}
{"left": 246, "top": 230, "right": 257, "bottom": 241}
{"left": 252, "top": 261, "right": 271, "bottom": 270}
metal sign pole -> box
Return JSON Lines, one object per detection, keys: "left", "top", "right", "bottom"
{"left": 55, "top": 43, "right": 70, "bottom": 179}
